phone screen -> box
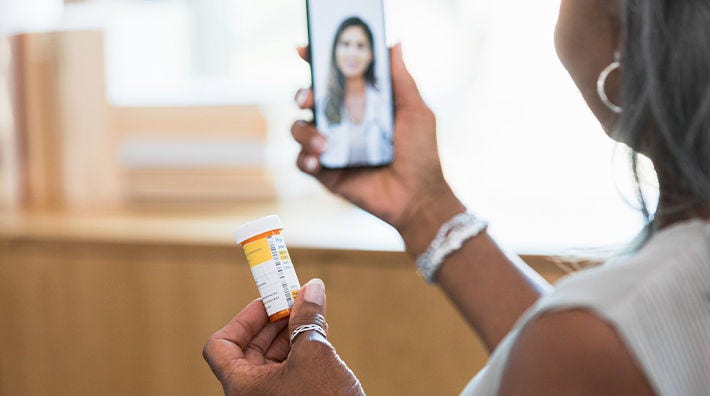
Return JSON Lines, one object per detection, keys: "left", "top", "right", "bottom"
{"left": 306, "top": 0, "right": 394, "bottom": 169}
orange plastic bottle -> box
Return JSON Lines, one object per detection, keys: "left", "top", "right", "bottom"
{"left": 235, "top": 215, "right": 301, "bottom": 322}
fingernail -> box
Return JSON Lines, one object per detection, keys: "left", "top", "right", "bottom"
{"left": 303, "top": 278, "right": 325, "bottom": 307}
{"left": 303, "top": 156, "right": 319, "bottom": 173}
{"left": 311, "top": 136, "right": 327, "bottom": 152}
{"left": 296, "top": 89, "right": 308, "bottom": 106}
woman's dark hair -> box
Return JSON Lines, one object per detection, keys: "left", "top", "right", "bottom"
{"left": 324, "top": 17, "right": 377, "bottom": 126}
{"left": 616, "top": 0, "right": 710, "bottom": 246}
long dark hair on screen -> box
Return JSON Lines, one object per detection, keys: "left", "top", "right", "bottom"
{"left": 616, "top": 0, "right": 710, "bottom": 247}
{"left": 324, "top": 17, "right": 377, "bottom": 126}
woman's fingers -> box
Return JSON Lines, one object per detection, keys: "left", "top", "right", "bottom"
{"left": 297, "top": 151, "right": 322, "bottom": 174}
{"left": 212, "top": 299, "right": 268, "bottom": 349}
{"left": 291, "top": 120, "right": 326, "bottom": 174}
{"left": 291, "top": 121, "right": 327, "bottom": 154}
{"left": 202, "top": 299, "right": 267, "bottom": 375}
{"left": 243, "top": 317, "right": 289, "bottom": 365}
{"left": 297, "top": 153, "right": 320, "bottom": 174}
{"left": 297, "top": 46, "right": 310, "bottom": 62}
{"left": 263, "top": 326, "right": 292, "bottom": 363}
{"left": 295, "top": 88, "right": 314, "bottom": 109}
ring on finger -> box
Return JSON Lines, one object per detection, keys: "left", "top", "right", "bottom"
{"left": 290, "top": 323, "right": 327, "bottom": 345}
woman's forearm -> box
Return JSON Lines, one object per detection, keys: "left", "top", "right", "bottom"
{"left": 397, "top": 191, "right": 552, "bottom": 352}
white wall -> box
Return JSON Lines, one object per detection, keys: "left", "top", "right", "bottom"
{"left": 0, "top": 0, "right": 63, "bottom": 36}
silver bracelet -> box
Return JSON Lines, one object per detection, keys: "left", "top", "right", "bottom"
{"left": 416, "top": 212, "right": 488, "bottom": 283}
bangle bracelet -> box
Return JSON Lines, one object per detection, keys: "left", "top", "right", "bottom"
{"left": 415, "top": 212, "right": 488, "bottom": 283}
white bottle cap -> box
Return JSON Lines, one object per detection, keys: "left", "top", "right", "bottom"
{"left": 234, "top": 215, "right": 284, "bottom": 245}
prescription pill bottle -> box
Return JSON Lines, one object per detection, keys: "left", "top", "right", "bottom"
{"left": 235, "top": 215, "right": 301, "bottom": 322}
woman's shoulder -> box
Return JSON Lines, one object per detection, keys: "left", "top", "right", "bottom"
{"left": 463, "top": 220, "right": 709, "bottom": 396}
{"left": 527, "top": 219, "right": 710, "bottom": 395}
{"left": 497, "top": 309, "right": 655, "bottom": 396}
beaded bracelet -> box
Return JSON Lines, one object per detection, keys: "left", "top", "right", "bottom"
{"left": 415, "top": 212, "right": 488, "bottom": 283}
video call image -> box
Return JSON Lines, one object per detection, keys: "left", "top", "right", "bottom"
{"left": 308, "top": 0, "right": 394, "bottom": 168}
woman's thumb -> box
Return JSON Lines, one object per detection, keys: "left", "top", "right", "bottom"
{"left": 289, "top": 278, "right": 328, "bottom": 345}
{"left": 390, "top": 43, "right": 424, "bottom": 107}
{"left": 287, "top": 279, "right": 364, "bottom": 395}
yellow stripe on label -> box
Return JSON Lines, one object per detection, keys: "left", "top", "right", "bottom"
{"left": 243, "top": 238, "right": 273, "bottom": 268}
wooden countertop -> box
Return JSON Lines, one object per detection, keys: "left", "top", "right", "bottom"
{"left": 0, "top": 194, "right": 588, "bottom": 282}
{"left": 0, "top": 195, "right": 404, "bottom": 252}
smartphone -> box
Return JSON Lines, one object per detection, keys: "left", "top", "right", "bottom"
{"left": 306, "top": 0, "right": 394, "bottom": 169}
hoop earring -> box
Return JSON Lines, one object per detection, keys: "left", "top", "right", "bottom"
{"left": 597, "top": 52, "right": 623, "bottom": 114}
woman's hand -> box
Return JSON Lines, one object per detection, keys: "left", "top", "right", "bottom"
{"left": 203, "top": 279, "right": 364, "bottom": 396}
{"left": 292, "top": 44, "right": 465, "bottom": 256}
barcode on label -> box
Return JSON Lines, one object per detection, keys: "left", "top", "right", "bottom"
{"left": 269, "top": 236, "right": 293, "bottom": 306}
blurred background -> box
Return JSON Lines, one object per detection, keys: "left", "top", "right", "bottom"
{"left": 0, "top": 0, "right": 657, "bottom": 395}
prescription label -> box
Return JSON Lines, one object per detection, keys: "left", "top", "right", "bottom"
{"left": 243, "top": 234, "right": 301, "bottom": 317}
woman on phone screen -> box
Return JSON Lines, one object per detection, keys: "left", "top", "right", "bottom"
{"left": 319, "top": 16, "right": 393, "bottom": 168}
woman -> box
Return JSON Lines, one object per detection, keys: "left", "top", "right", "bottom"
{"left": 318, "top": 16, "right": 393, "bottom": 168}
{"left": 204, "top": 0, "right": 709, "bottom": 394}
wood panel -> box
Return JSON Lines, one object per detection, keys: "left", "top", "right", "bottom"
{"left": 0, "top": 239, "right": 490, "bottom": 396}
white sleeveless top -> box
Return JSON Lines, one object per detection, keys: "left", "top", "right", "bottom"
{"left": 319, "top": 86, "right": 393, "bottom": 168}
{"left": 462, "top": 219, "right": 710, "bottom": 396}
